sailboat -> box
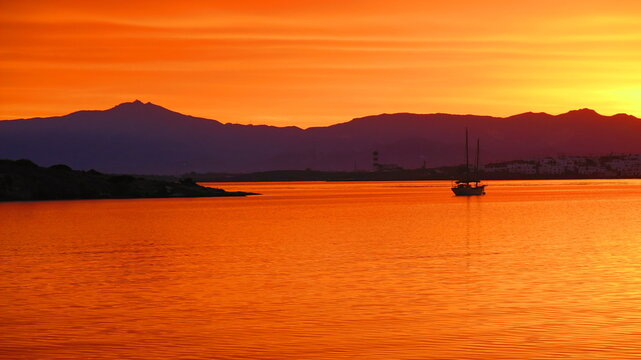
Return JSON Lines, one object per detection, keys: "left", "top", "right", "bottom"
{"left": 451, "top": 128, "right": 486, "bottom": 196}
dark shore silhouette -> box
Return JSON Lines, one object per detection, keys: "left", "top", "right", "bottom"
{"left": 0, "top": 159, "right": 257, "bottom": 202}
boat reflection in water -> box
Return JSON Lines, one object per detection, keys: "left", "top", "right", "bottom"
{"left": 452, "top": 128, "right": 486, "bottom": 196}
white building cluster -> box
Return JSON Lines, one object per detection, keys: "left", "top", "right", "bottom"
{"left": 606, "top": 154, "right": 641, "bottom": 177}
{"left": 483, "top": 154, "right": 641, "bottom": 177}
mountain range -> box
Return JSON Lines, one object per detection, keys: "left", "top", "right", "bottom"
{"left": 1, "top": 100, "right": 641, "bottom": 174}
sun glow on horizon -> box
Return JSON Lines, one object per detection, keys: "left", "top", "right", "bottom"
{"left": 2, "top": 0, "right": 641, "bottom": 126}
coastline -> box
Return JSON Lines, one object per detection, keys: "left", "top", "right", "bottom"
{"left": 182, "top": 168, "right": 641, "bottom": 183}
{"left": 0, "top": 159, "right": 258, "bottom": 202}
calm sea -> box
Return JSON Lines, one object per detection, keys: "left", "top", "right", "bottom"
{"left": 2, "top": 180, "right": 641, "bottom": 359}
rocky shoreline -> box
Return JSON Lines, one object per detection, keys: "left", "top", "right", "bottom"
{"left": 0, "top": 159, "right": 258, "bottom": 202}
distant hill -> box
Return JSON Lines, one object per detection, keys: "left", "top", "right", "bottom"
{"left": 1, "top": 101, "right": 641, "bottom": 174}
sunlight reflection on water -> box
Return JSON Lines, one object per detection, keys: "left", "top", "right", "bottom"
{"left": 2, "top": 180, "right": 641, "bottom": 359}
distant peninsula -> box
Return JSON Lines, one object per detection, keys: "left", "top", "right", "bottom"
{"left": 0, "top": 159, "right": 257, "bottom": 202}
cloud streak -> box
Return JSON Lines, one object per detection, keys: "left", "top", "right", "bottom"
{"left": 2, "top": 1, "right": 641, "bottom": 126}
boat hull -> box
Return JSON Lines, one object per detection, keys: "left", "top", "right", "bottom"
{"left": 451, "top": 184, "right": 486, "bottom": 196}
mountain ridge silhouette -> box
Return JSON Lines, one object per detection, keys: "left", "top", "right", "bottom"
{"left": 2, "top": 101, "right": 640, "bottom": 174}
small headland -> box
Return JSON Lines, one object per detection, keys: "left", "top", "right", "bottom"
{"left": 0, "top": 159, "right": 258, "bottom": 201}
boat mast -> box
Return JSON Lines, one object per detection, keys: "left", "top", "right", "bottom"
{"left": 465, "top": 128, "right": 469, "bottom": 177}
{"left": 475, "top": 138, "right": 480, "bottom": 181}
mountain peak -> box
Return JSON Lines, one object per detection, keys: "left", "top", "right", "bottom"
{"left": 108, "top": 100, "right": 171, "bottom": 114}
{"left": 508, "top": 111, "right": 553, "bottom": 119}
{"left": 114, "top": 99, "right": 152, "bottom": 108}
{"left": 560, "top": 108, "right": 601, "bottom": 117}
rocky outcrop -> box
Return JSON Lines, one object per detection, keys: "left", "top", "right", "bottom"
{"left": 0, "top": 159, "right": 257, "bottom": 201}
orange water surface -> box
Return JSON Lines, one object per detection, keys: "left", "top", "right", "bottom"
{"left": 2, "top": 180, "right": 641, "bottom": 359}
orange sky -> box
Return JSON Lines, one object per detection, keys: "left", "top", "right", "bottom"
{"left": 2, "top": 0, "right": 641, "bottom": 127}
